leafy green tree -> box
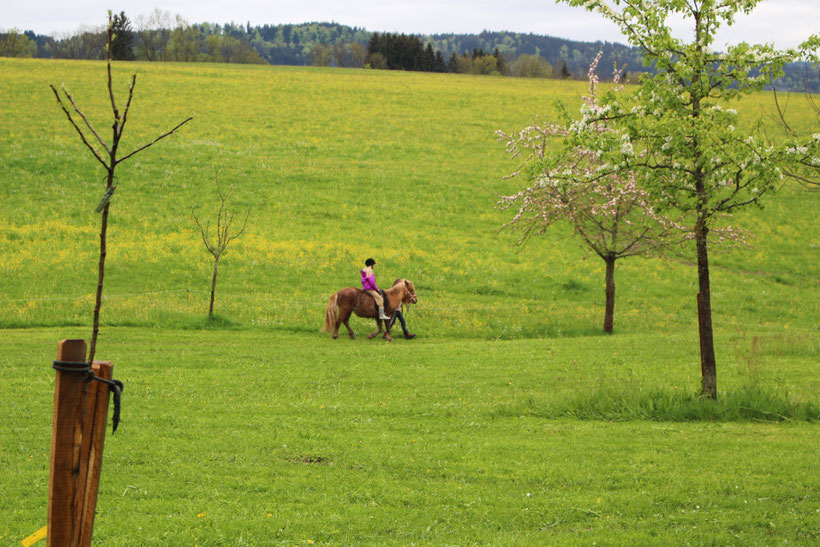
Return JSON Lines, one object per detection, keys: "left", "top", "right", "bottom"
{"left": 511, "top": 54, "right": 553, "bottom": 78}
{"left": 52, "top": 26, "right": 106, "bottom": 60}
{"left": 134, "top": 8, "right": 172, "bottom": 61}
{"left": 309, "top": 43, "right": 332, "bottom": 66}
{"left": 168, "top": 16, "right": 199, "bottom": 62}
{"left": 472, "top": 54, "right": 498, "bottom": 75}
{"left": 493, "top": 48, "right": 510, "bottom": 76}
{"left": 366, "top": 52, "right": 387, "bottom": 69}
{"left": 349, "top": 42, "right": 367, "bottom": 68}
{"left": 0, "top": 29, "right": 36, "bottom": 57}
{"left": 333, "top": 42, "right": 349, "bottom": 67}
{"left": 562, "top": 0, "right": 819, "bottom": 398}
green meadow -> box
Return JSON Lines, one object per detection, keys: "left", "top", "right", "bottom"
{"left": 1, "top": 57, "right": 818, "bottom": 544}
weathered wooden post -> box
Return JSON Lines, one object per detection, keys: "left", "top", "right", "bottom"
{"left": 48, "top": 339, "right": 119, "bottom": 547}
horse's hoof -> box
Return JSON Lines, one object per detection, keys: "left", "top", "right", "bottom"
{"left": 368, "top": 332, "right": 379, "bottom": 339}
{"left": 384, "top": 335, "right": 393, "bottom": 342}
{"left": 332, "top": 333, "right": 338, "bottom": 339}
{"left": 349, "top": 333, "right": 355, "bottom": 339}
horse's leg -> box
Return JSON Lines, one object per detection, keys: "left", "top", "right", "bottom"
{"left": 341, "top": 307, "right": 355, "bottom": 339}
{"left": 343, "top": 316, "right": 355, "bottom": 339}
{"left": 383, "top": 315, "right": 393, "bottom": 342}
{"left": 368, "top": 319, "right": 382, "bottom": 339}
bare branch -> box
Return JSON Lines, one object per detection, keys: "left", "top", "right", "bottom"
{"left": 106, "top": 17, "right": 119, "bottom": 122}
{"left": 118, "top": 73, "right": 138, "bottom": 139}
{"left": 770, "top": 81, "right": 794, "bottom": 136}
{"left": 62, "top": 88, "right": 111, "bottom": 155}
{"left": 116, "top": 116, "right": 193, "bottom": 164}
{"left": 191, "top": 206, "right": 217, "bottom": 257}
{"left": 782, "top": 168, "right": 820, "bottom": 188}
{"left": 229, "top": 210, "right": 251, "bottom": 242}
{"left": 50, "top": 85, "right": 110, "bottom": 170}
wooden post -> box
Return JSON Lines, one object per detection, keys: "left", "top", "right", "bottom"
{"left": 78, "top": 360, "right": 113, "bottom": 546}
{"left": 49, "top": 340, "right": 114, "bottom": 547}
{"left": 49, "top": 340, "right": 88, "bottom": 547}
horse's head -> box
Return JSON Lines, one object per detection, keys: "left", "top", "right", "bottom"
{"left": 393, "top": 279, "right": 418, "bottom": 304}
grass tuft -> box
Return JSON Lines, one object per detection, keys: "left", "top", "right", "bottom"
{"left": 554, "top": 384, "right": 820, "bottom": 422}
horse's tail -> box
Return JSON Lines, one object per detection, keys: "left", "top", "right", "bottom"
{"left": 323, "top": 293, "right": 339, "bottom": 333}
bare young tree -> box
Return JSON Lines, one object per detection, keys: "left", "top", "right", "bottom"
{"left": 191, "top": 174, "right": 250, "bottom": 318}
{"left": 50, "top": 11, "right": 192, "bottom": 363}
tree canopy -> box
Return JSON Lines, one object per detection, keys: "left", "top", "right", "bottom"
{"left": 560, "top": 0, "right": 819, "bottom": 397}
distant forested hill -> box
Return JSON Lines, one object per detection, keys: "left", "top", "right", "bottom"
{"left": 247, "top": 23, "right": 646, "bottom": 77}
{"left": 249, "top": 23, "right": 818, "bottom": 90}
{"left": 3, "top": 19, "right": 816, "bottom": 91}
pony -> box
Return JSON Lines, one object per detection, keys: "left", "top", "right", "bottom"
{"left": 324, "top": 279, "right": 418, "bottom": 341}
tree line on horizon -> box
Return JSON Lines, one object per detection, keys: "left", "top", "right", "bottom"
{"left": 1, "top": 13, "right": 816, "bottom": 90}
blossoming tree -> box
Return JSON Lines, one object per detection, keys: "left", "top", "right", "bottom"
{"left": 499, "top": 55, "right": 692, "bottom": 334}
{"left": 561, "top": 0, "right": 819, "bottom": 398}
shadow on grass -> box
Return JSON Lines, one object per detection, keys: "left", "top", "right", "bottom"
{"left": 494, "top": 385, "right": 820, "bottom": 423}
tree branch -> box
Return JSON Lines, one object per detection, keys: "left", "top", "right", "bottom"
{"left": 118, "top": 74, "right": 138, "bottom": 140}
{"left": 62, "top": 88, "right": 111, "bottom": 155}
{"left": 106, "top": 20, "right": 119, "bottom": 122}
{"left": 191, "top": 206, "right": 217, "bottom": 257}
{"left": 49, "top": 85, "right": 110, "bottom": 170}
{"left": 116, "top": 116, "right": 193, "bottom": 164}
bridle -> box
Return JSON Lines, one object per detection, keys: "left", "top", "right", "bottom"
{"left": 401, "top": 280, "right": 418, "bottom": 304}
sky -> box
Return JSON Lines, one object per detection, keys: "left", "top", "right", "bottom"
{"left": 2, "top": 0, "right": 818, "bottom": 49}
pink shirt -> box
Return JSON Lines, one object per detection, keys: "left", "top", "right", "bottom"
{"left": 361, "top": 270, "right": 378, "bottom": 291}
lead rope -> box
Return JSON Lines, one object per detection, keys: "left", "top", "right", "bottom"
{"left": 52, "top": 360, "right": 124, "bottom": 433}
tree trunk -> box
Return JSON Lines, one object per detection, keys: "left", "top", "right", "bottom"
{"left": 688, "top": 30, "right": 717, "bottom": 398}
{"left": 603, "top": 255, "right": 616, "bottom": 334}
{"left": 695, "top": 217, "right": 717, "bottom": 399}
{"left": 209, "top": 257, "right": 219, "bottom": 317}
{"left": 88, "top": 171, "right": 113, "bottom": 364}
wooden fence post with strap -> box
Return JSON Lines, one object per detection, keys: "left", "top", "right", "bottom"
{"left": 48, "top": 339, "right": 121, "bottom": 547}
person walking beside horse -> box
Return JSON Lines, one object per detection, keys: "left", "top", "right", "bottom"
{"left": 324, "top": 277, "right": 419, "bottom": 341}
{"left": 361, "top": 258, "right": 390, "bottom": 320}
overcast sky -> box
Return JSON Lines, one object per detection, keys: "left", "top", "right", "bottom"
{"left": 2, "top": 0, "right": 818, "bottom": 49}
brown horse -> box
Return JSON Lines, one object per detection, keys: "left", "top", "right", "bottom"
{"left": 324, "top": 279, "right": 418, "bottom": 341}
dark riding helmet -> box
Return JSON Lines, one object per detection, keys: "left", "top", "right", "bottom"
{"left": 365, "top": 258, "right": 376, "bottom": 266}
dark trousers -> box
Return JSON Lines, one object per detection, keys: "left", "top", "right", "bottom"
{"left": 388, "top": 310, "right": 408, "bottom": 332}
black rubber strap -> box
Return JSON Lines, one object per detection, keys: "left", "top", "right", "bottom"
{"left": 53, "top": 360, "right": 124, "bottom": 433}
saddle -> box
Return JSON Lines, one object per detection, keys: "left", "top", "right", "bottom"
{"left": 368, "top": 289, "right": 389, "bottom": 312}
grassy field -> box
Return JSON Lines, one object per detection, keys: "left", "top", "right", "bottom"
{"left": 2, "top": 328, "right": 819, "bottom": 545}
{"left": 0, "top": 57, "right": 818, "bottom": 544}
